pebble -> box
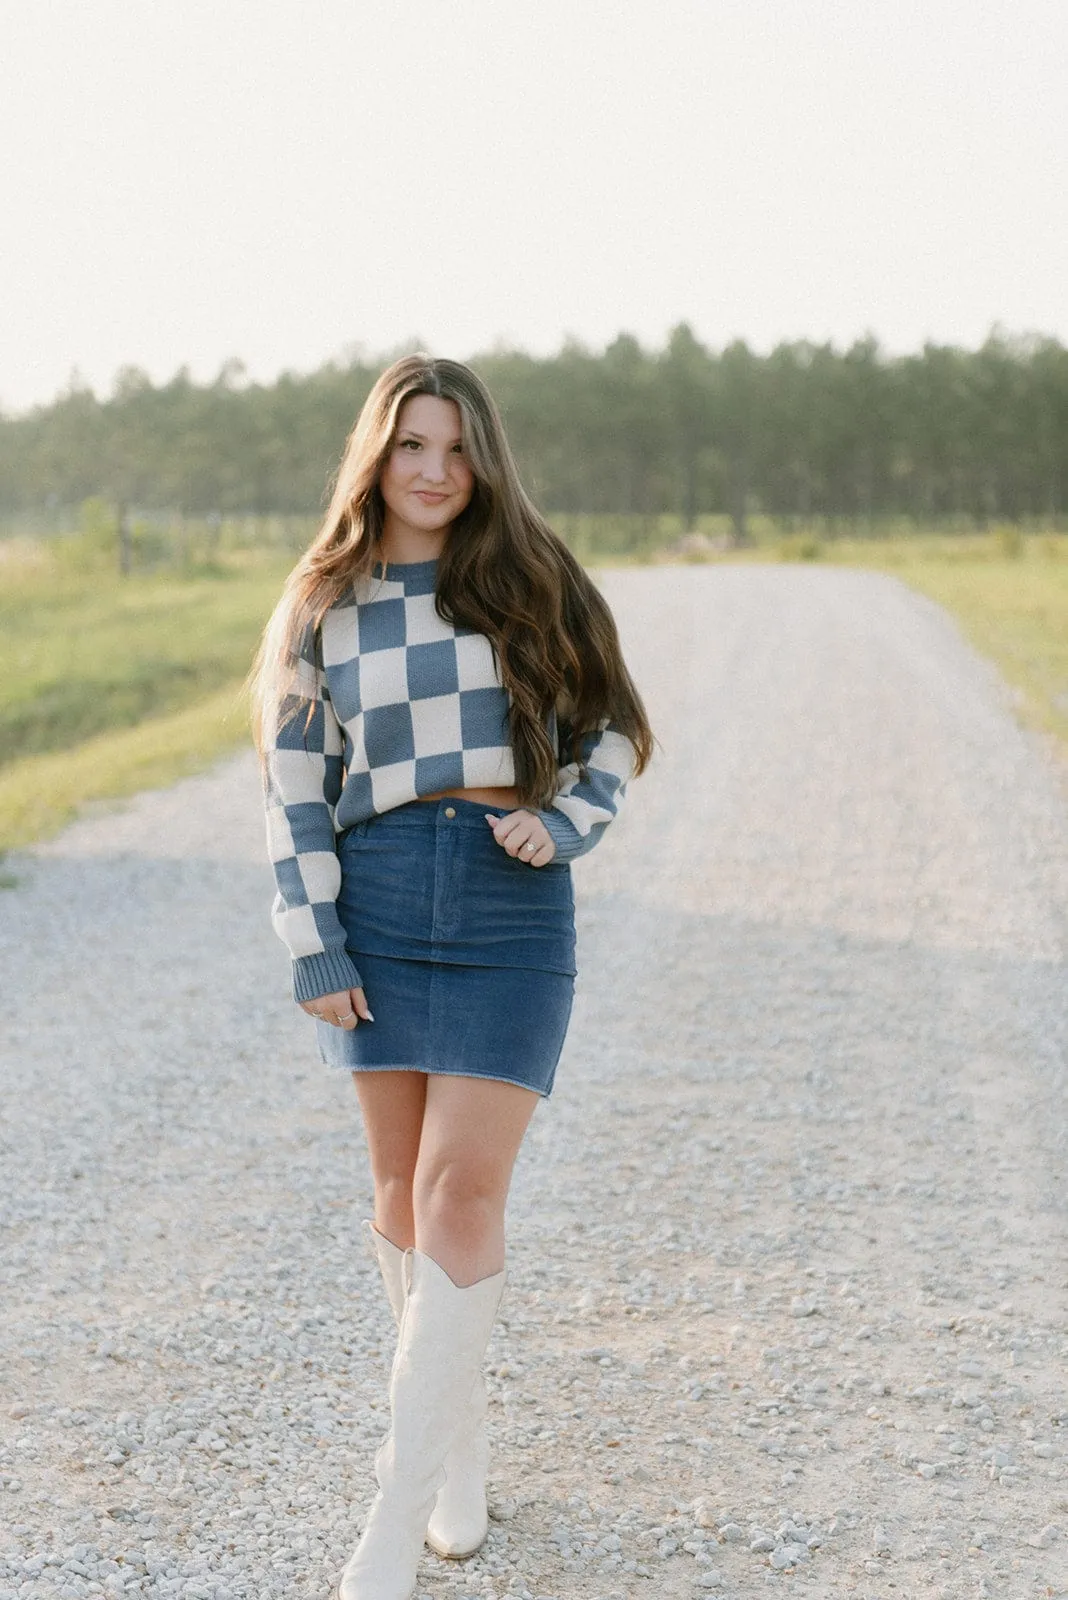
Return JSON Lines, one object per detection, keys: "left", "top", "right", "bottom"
{"left": 790, "top": 1297, "right": 819, "bottom": 1318}
{"left": 1028, "top": 1524, "right": 1059, "bottom": 1549}
{"left": 692, "top": 1498, "right": 718, "bottom": 1529}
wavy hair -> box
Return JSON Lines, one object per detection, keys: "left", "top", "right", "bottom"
{"left": 248, "top": 353, "right": 653, "bottom": 806}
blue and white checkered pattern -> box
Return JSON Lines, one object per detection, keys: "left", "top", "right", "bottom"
{"left": 263, "top": 557, "right": 635, "bottom": 1001}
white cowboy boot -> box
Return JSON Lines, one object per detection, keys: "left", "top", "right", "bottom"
{"left": 363, "top": 1221, "right": 496, "bottom": 1559}
{"left": 336, "top": 1246, "right": 505, "bottom": 1600}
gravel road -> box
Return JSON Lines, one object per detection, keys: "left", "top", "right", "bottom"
{"left": 1, "top": 564, "right": 1066, "bottom": 1600}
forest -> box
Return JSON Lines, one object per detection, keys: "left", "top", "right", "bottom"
{"left": 2, "top": 324, "right": 1066, "bottom": 538}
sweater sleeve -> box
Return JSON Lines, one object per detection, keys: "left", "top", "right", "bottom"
{"left": 534, "top": 716, "right": 636, "bottom": 863}
{"left": 262, "top": 620, "right": 363, "bottom": 1002}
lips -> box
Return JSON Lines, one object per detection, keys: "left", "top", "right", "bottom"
{"left": 414, "top": 492, "right": 448, "bottom": 504}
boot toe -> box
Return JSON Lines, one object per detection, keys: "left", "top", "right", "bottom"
{"left": 426, "top": 1498, "right": 489, "bottom": 1559}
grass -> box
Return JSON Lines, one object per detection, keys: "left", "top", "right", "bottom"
{"left": 0, "top": 542, "right": 291, "bottom": 760}
{"left": 0, "top": 539, "right": 290, "bottom": 854}
{"left": 1, "top": 522, "right": 1066, "bottom": 857}
{"left": 0, "top": 680, "right": 252, "bottom": 851}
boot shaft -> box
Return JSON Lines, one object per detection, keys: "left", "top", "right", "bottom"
{"left": 376, "top": 1248, "right": 505, "bottom": 1494}
{"left": 363, "top": 1220, "right": 407, "bottom": 1324}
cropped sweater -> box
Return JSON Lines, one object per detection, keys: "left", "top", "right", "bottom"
{"left": 263, "top": 557, "right": 636, "bottom": 1001}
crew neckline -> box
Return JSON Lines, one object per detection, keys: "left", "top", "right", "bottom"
{"left": 372, "top": 555, "right": 440, "bottom": 580}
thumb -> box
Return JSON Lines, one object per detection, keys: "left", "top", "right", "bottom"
{"left": 351, "top": 986, "right": 374, "bottom": 1022}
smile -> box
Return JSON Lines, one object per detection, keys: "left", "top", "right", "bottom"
{"left": 414, "top": 492, "right": 448, "bottom": 503}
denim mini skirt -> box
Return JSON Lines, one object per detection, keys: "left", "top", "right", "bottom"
{"left": 314, "top": 797, "right": 577, "bottom": 1098}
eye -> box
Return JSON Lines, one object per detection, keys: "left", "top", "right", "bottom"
{"left": 400, "top": 438, "right": 420, "bottom": 450}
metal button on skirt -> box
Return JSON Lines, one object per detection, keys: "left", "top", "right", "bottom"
{"left": 314, "top": 797, "right": 577, "bottom": 1098}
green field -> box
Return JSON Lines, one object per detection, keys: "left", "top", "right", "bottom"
{"left": 0, "top": 539, "right": 292, "bottom": 849}
{"left": 2, "top": 524, "right": 1067, "bottom": 854}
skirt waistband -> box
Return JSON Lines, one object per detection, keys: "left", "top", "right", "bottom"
{"left": 343, "top": 796, "right": 516, "bottom": 838}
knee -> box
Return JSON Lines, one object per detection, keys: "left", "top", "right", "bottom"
{"left": 413, "top": 1157, "right": 503, "bottom": 1224}
{"left": 376, "top": 1169, "right": 416, "bottom": 1209}
{"left": 373, "top": 1172, "right": 417, "bottom": 1247}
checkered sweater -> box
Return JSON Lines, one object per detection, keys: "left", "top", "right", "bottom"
{"left": 264, "top": 556, "right": 635, "bottom": 1001}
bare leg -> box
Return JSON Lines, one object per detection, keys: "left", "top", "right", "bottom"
{"left": 412, "top": 1075, "right": 540, "bottom": 1286}
{"left": 351, "top": 1070, "right": 428, "bottom": 1249}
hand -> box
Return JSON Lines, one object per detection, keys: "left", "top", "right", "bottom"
{"left": 485, "top": 810, "right": 557, "bottom": 868}
{"left": 299, "top": 987, "right": 373, "bottom": 1030}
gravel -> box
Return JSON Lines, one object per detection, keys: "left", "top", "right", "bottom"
{"left": 1, "top": 563, "right": 1067, "bottom": 1599}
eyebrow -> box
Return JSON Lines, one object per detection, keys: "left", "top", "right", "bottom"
{"left": 398, "top": 429, "right": 463, "bottom": 443}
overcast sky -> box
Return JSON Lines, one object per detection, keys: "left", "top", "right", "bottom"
{"left": 2, "top": 0, "right": 1066, "bottom": 414}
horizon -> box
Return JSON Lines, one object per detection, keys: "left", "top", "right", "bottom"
{"left": 6, "top": 319, "right": 1063, "bottom": 420}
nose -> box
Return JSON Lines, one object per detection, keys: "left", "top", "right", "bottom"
{"left": 420, "top": 453, "right": 448, "bottom": 484}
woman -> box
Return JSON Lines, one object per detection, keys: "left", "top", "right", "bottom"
{"left": 249, "top": 353, "right": 652, "bottom": 1600}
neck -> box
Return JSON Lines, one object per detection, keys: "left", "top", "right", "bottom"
{"left": 377, "top": 517, "right": 448, "bottom": 566}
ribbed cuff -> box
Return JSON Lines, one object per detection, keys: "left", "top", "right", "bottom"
{"left": 292, "top": 948, "right": 363, "bottom": 1003}
{"left": 535, "top": 807, "right": 586, "bottom": 863}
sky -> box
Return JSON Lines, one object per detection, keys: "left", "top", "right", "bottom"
{"left": 2, "top": 0, "right": 1066, "bottom": 414}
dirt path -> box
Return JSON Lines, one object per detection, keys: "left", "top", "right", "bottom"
{"left": 1, "top": 565, "right": 1066, "bottom": 1600}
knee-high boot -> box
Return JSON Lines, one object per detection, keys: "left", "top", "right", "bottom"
{"left": 363, "top": 1221, "right": 495, "bottom": 1559}
{"left": 337, "top": 1245, "right": 505, "bottom": 1600}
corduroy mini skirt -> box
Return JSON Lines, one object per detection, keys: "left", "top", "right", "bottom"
{"left": 314, "top": 797, "right": 577, "bottom": 1098}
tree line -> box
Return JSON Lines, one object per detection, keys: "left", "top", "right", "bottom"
{"left": 2, "top": 326, "right": 1066, "bottom": 537}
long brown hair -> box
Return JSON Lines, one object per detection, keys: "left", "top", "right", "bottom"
{"left": 249, "top": 353, "right": 653, "bottom": 805}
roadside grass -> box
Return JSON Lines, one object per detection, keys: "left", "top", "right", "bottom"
{"left": 0, "top": 681, "right": 251, "bottom": 852}
{"left": 2, "top": 523, "right": 1066, "bottom": 859}
{"left": 0, "top": 542, "right": 292, "bottom": 761}
{"left": 0, "top": 540, "right": 290, "bottom": 855}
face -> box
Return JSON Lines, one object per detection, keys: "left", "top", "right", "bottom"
{"left": 378, "top": 393, "right": 475, "bottom": 545}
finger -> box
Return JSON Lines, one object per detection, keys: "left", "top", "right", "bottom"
{"left": 527, "top": 840, "right": 555, "bottom": 868}
{"left": 351, "top": 987, "right": 375, "bottom": 1024}
{"left": 501, "top": 817, "right": 538, "bottom": 857}
{"left": 487, "top": 810, "right": 524, "bottom": 844}
{"left": 513, "top": 825, "right": 549, "bottom": 861}
{"left": 331, "top": 990, "right": 362, "bottom": 1029}
{"left": 302, "top": 991, "right": 349, "bottom": 1026}
{"left": 302, "top": 1000, "right": 333, "bottom": 1022}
